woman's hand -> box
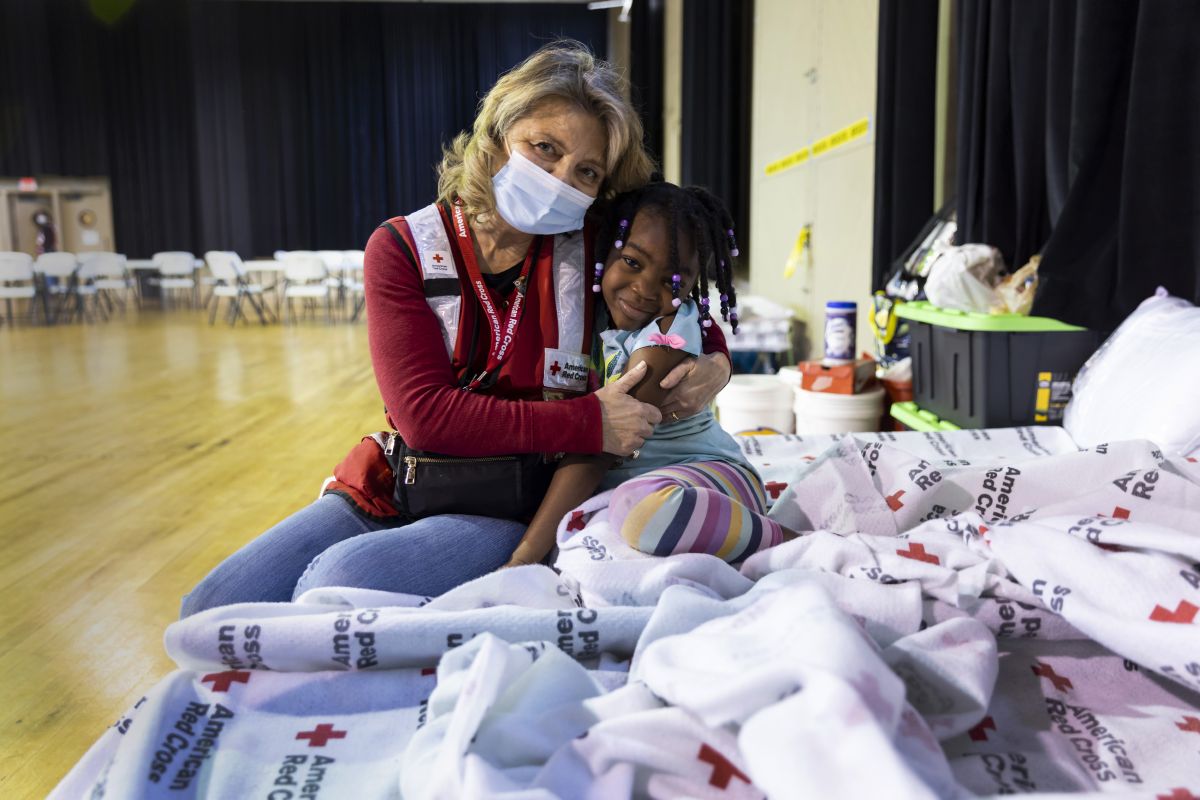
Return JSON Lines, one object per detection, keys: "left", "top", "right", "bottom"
{"left": 657, "top": 352, "right": 731, "bottom": 422}
{"left": 596, "top": 362, "right": 661, "bottom": 456}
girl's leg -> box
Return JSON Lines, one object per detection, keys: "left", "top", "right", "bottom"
{"left": 293, "top": 514, "right": 527, "bottom": 599}
{"left": 609, "top": 461, "right": 785, "bottom": 562}
{"left": 180, "top": 493, "right": 388, "bottom": 617}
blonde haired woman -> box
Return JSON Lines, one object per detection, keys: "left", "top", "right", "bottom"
{"left": 182, "top": 41, "right": 732, "bottom": 615}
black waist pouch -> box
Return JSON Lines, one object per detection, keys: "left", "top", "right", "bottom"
{"left": 382, "top": 432, "right": 555, "bottom": 522}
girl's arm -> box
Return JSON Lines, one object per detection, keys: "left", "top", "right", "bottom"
{"left": 505, "top": 343, "right": 693, "bottom": 566}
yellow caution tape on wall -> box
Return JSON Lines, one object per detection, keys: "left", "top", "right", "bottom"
{"left": 765, "top": 116, "right": 871, "bottom": 177}
{"left": 783, "top": 224, "right": 811, "bottom": 279}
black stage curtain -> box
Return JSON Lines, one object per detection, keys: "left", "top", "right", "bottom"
{"left": 872, "top": 0, "right": 940, "bottom": 290}
{"left": 0, "top": 0, "right": 606, "bottom": 258}
{"left": 628, "top": 0, "right": 665, "bottom": 168}
{"left": 956, "top": 0, "right": 1200, "bottom": 329}
{"left": 680, "top": 0, "right": 753, "bottom": 246}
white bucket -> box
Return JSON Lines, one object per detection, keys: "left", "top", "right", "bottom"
{"left": 794, "top": 385, "right": 886, "bottom": 434}
{"left": 716, "top": 374, "right": 796, "bottom": 435}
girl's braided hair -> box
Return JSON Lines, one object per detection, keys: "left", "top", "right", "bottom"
{"left": 592, "top": 182, "right": 741, "bottom": 333}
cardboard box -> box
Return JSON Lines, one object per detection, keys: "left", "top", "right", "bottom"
{"left": 797, "top": 358, "right": 877, "bottom": 394}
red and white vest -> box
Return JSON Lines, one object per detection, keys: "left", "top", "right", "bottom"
{"left": 404, "top": 203, "right": 594, "bottom": 398}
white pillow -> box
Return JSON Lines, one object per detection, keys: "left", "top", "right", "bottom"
{"left": 1064, "top": 288, "right": 1200, "bottom": 456}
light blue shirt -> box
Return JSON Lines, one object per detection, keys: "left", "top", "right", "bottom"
{"left": 597, "top": 301, "right": 754, "bottom": 491}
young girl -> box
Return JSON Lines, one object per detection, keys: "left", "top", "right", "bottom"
{"left": 504, "top": 182, "right": 789, "bottom": 567}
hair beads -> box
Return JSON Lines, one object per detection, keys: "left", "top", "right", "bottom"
{"left": 593, "top": 183, "right": 742, "bottom": 336}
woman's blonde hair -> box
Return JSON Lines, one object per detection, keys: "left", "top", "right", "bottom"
{"left": 437, "top": 40, "right": 655, "bottom": 225}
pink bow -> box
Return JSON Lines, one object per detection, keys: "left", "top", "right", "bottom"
{"left": 647, "top": 332, "right": 687, "bottom": 349}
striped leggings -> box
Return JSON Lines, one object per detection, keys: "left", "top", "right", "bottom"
{"left": 609, "top": 460, "right": 784, "bottom": 563}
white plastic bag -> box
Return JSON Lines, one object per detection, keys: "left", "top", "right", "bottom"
{"left": 1064, "top": 288, "right": 1200, "bottom": 456}
{"left": 923, "top": 244, "right": 1006, "bottom": 313}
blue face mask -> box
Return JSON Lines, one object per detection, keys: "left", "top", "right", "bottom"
{"left": 492, "top": 150, "right": 596, "bottom": 235}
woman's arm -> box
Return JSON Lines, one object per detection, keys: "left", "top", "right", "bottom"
{"left": 364, "top": 225, "right": 656, "bottom": 457}
{"left": 505, "top": 344, "right": 692, "bottom": 565}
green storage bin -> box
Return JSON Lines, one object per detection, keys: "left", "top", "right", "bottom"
{"left": 896, "top": 302, "right": 1103, "bottom": 429}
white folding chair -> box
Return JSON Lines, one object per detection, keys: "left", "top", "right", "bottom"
{"left": 0, "top": 252, "right": 38, "bottom": 325}
{"left": 73, "top": 256, "right": 108, "bottom": 322}
{"left": 80, "top": 252, "right": 133, "bottom": 314}
{"left": 316, "top": 250, "right": 349, "bottom": 318}
{"left": 151, "top": 251, "right": 198, "bottom": 310}
{"left": 342, "top": 249, "right": 366, "bottom": 322}
{"left": 282, "top": 254, "right": 332, "bottom": 324}
{"left": 205, "top": 251, "right": 273, "bottom": 326}
{"left": 33, "top": 252, "right": 79, "bottom": 324}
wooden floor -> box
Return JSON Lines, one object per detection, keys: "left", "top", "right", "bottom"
{"left": 0, "top": 308, "right": 382, "bottom": 797}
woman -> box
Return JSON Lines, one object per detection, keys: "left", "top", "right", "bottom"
{"left": 181, "top": 41, "right": 731, "bottom": 616}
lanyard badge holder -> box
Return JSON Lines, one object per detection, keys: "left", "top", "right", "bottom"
{"left": 452, "top": 203, "right": 537, "bottom": 392}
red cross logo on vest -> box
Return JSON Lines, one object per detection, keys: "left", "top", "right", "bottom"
{"left": 201, "top": 671, "right": 251, "bottom": 692}
{"left": 1176, "top": 716, "right": 1200, "bottom": 734}
{"left": 296, "top": 724, "right": 347, "bottom": 747}
{"left": 1031, "top": 662, "right": 1072, "bottom": 692}
{"left": 432, "top": 253, "right": 444, "bottom": 264}
{"left": 549, "top": 361, "right": 562, "bottom": 376}
{"left": 567, "top": 510, "right": 587, "bottom": 532}
{"left": 1159, "top": 789, "right": 1200, "bottom": 800}
{"left": 764, "top": 481, "right": 788, "bottom": 499}
{"left": 896, "top": 542, "right": 940, "bottom": 565}
{"left": 885, "top": 490, "right": 906, "bottom": 511}
{"left": 1111, "top": 506, "right": 1131, "bottom": 520}
{"left": 1150, "top": 600, "right": 1198, "bottom": 623}
{"left": 967, "top": 716, "right": 996, "bottom": 741}
{"left": 697, "top": 743, "right": 751, "bottom": 790}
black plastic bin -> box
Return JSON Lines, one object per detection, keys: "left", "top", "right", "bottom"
{"left": 896, "top": 302, "right": 1104, "bottom": 429}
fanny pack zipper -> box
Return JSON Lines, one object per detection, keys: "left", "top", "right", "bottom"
{"left": 403, "top": 454, "right": 516, "bottom": 485}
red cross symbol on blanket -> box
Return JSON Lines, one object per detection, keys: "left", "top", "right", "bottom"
{"left": 764, "top": 481, "right": 789, "bottom": 499}
{"left": 896, "top": 542, "right": 940, "bottom": 565}
{"left": 1150, "top": 601, "right": 1198, "bottom": 623}
{"left": 1111, "top": 506, "right": 1131, "bottom": 520}
{"left": 1031, "top": 662, "right": 1073, "bottom": 692}
{"left": 296, "top": 724, "right": 347, "bottom": 747}
{"left": 967, "top": 716, "right": 996, "bottom": 741}
{"left": 432, "top": 253, "right": 444, "bottom": 264}
{"left": 697, "top": 743, "right": 751, "bottom": 790}
{"left": 201, "top": 671, "right": 250, "bottom": 692}
{"left": 1177, "top": 716, "right": 1200, "bottom": 734}
{"left": 1147, "top": 599, "right": 1195, "bottom": 623}
{"left": 885, "top": 490, "right": 906, "bottom": 511}
{"left": 1159, "top": 789, "right": 1200, "bottom": 800}
{"left": 549, "top": 361, "right": 562, "bottom": 376}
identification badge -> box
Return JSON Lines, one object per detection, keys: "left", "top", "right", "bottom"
{"left": 543, "top": 348, "right": 588, "bottom": 392}
{"left": 425, "top": 250, "right": 456, "bottom": 277}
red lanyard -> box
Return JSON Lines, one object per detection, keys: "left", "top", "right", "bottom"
{"left": 451, "top": 202, "right": 539, "bottom": 391}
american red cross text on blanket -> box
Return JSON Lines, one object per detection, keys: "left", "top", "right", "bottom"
{"left": 51, "top": 427, "right": 1200, "bottom": 799}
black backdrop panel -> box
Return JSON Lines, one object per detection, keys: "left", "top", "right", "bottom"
{"left": 955, "top": 0, "right": 1200, "bottom": 329}
{"left": 872, "top": 0, "right": 939, "bottom": 290}
{"left": 680, "top": 0, "right": 753, "bottom": 245}
{"left": 0, "top": 0, "right": 606, "bottom": 257}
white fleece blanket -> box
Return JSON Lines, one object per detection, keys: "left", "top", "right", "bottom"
{"left": 51, "top": 428, "right": 1200, "bottom": 799}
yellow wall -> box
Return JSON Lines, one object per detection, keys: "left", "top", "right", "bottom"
{"left": 747, "top": 0, "right": 879, "bottom": 359}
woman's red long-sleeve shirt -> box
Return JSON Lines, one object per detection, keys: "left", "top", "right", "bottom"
{"left": 362, "top": 214, "right": 729, "bottom": 457}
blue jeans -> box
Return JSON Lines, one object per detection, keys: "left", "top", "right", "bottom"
{"left": 180, "top": 494, "right": 526, "bottom": 618}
